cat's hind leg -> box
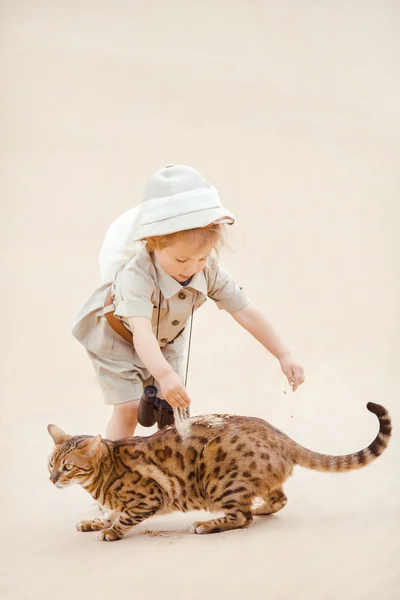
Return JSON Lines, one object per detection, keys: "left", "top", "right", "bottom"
{"left": 252, "top": 488, "right": 287, "bottom": 516}
{"left": 190, "top": 505, "right": 253, "bottom": 534}
{"left": 76, "top": 509, "right": 118, "bottom": 532}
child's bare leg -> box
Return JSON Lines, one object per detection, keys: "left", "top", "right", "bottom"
{"left": 105, "top": 401, "right": 139, "bottom": 440}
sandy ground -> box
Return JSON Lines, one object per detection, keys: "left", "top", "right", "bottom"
{"left": 1, "top": 1, "right": 399, "bottom": 599}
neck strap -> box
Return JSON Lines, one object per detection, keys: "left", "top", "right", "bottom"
{"left": 152, "top": 290, "right": 194, "bottom": 387}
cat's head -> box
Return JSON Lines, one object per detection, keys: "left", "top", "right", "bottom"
{"left": 47, "top": 424, "right": 101, "bottom": 489}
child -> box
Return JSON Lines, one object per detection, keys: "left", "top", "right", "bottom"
{"left": 72, "top": 165, "right": 304, "bottom": 440}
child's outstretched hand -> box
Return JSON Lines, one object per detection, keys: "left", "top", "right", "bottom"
{"left": 279, "top": 354, "right": 305, "bottom": 392}
{"left": 159, "top": 371, "right": 191, "bottom": 408}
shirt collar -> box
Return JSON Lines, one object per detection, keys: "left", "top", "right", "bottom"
{"left": 185, "top": 270, "right": 207, "bottom": 296}
{"left": 152, "top": 254, "right": 208, "bottom": 299}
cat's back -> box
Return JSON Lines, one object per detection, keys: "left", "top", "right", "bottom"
{"left": 110, "top": 413, "right": 289, "bottom": 474}
{"left": 145, "top": 412, "right": 287, "bottom": 455}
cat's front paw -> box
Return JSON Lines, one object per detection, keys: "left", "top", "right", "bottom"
{"left": 76, "top": 518, "right": 104, "bottom": 532}
{"left": 97, "top": 528, "right": 122, "bottom": 542}
{"left": 189, "top": 522, "right": 207, "bottom": 534}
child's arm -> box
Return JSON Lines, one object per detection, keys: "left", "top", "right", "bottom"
{"left": 231, "top": 304, "right": 305, "bottom": 392}
{"left": 128, "top": 317, "right": 191, "bottom": 408}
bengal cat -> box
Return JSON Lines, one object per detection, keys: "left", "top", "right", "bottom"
{"left": 47, "top": 402, "right": 391, "bottom": 541}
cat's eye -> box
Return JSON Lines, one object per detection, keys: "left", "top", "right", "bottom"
{"left": 49, "top": 459, "right": 54, "bottom": 469}
{"left": 64, "top": 463, "right": 74, "bottom": 471}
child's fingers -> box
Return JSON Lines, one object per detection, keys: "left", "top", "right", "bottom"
{"left": 174, "top": 394, "right": 188, "bottom": 408}
{"left": 163, "top": 391, "right": 183, "bottom": 408}
{"left": 166, "top": 396, "right": 179, "bottom": 408}
{"left": 294, "top": 367, "right": 305, "bottom": 385}
{"left": 290, "top": 367, "right": 304, "bottom": 392}
{"left": 171, "top": 391, "right": 190, "bottom": 408}
{"left": 177, "top": 391, "right": 191, "bottom": 407}
{"left": 177, "top": 386, "right": 191, "bottom": 405}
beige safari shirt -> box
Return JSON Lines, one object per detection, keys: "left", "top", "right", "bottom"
{"left": 72, "top": 245, "right": 249, "bottom": 404}
{"left": 110, "top": 245, "right": 249, "bottom": 347}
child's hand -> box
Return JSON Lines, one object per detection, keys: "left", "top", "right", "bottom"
{"left": 159, "top": 372, "right": 191, "bottom": 408}
{"left": 279, "top": 354, "right": 305, "bottom": 392}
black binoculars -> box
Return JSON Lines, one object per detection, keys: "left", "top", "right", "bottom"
{"left": 138, "top": 385, "right": 176, "bottom": 430}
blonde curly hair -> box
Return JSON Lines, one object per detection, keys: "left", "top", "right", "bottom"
{"left": 144, "top": 223, "right": 225, "bottom": 255}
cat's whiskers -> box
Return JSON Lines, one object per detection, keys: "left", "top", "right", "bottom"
{"left": 55, "top": 481, "right": 69, "bottom": 488}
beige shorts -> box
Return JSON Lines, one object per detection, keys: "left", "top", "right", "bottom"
{"left": 86, "top": 343, "right": 185, "bottom": 405}
{"left": 72, "top": 284, "right": 186, "bottom": 405}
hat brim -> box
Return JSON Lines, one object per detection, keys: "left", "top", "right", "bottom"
{"left": 132, "top": 207, "right": 235, "bottom": 241}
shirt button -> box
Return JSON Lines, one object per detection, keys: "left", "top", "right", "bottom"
{"left": 178, "top": 292, "right": 186, "bottom": 300}
{"left": 160, "top": 338, "right": 168, "bottom": 343}
{"left": 172, "top": 320, "right": 180, "bottom": 326}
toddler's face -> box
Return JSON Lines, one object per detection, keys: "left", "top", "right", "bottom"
{"left": 154, "top": 239, "right": 215, "bottom": 283}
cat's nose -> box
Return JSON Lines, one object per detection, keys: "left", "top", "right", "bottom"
{"left": 50, "top": 470, "right": 60, "bottom": 484}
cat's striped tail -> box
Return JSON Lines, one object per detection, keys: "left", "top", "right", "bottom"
{"left": 293, "top": 403, "right": 392, "bottom": 472}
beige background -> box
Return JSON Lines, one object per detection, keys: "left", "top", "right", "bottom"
{"left": 1, "top": 1, "right": 399, "bottom": 599}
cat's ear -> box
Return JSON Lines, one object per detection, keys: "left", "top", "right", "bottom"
{"left": 47, "top": 424, "right": 71, "bottom": 445}
{"left": 84, "top": 435, "right": 102, "bottom": 457}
